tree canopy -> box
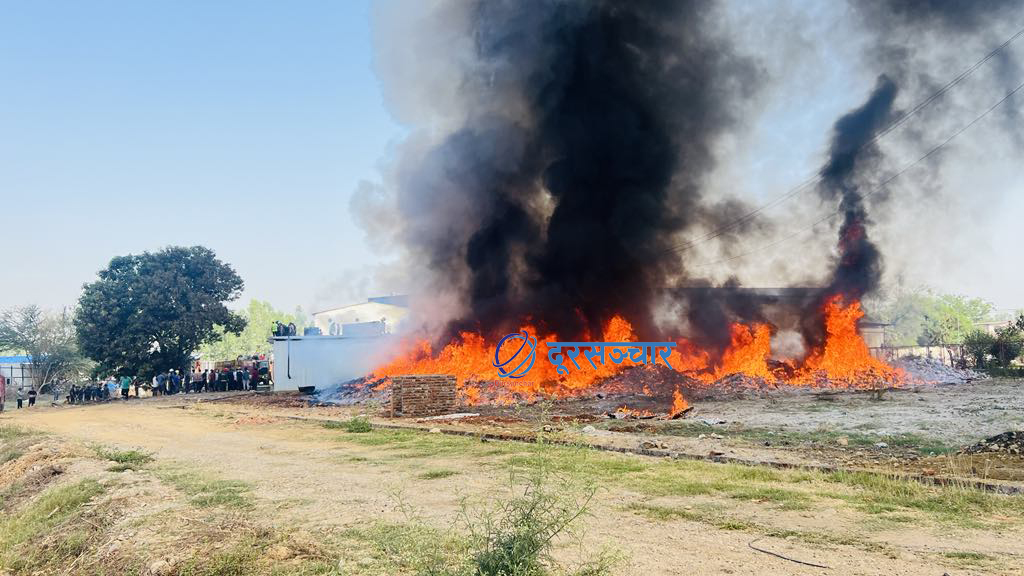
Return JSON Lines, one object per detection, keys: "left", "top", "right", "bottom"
{"left": 0, "top": 305, "right": 91, "bottom": 390}
{"left": 199, "top": 300, "right": 305, "bottom": 362}
{"left": 869, "top": 288, "right": 994, "bottom": 346}
{"left": 75, "top": 246, "right": 245, "bottom": 377}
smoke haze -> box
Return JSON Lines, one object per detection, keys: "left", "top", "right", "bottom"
{"left": 358, "top": 0, "right": 1024, "bottom": 350}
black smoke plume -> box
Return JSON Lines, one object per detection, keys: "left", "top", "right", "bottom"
{"left": 819, "top": 75, "right": 897, "bottom": 303}
{"left": 387, "top": 0, "right": 756, "bottom": 342}
{"left": 803, "top": 0, "right": 1019, "bottom": 347}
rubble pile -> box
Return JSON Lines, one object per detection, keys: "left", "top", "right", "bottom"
{"left": 962, "top": 431, "right": 1024, "bottom": 455}
{"left": 893, "top": 355, "right": 983, "bottom": 384}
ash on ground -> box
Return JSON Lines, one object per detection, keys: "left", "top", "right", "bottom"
{"left": 312, "top": 379, "right": 390, "bottom": 406}
{"left": 893, "top": 355, "right": 984, "bottom": 384}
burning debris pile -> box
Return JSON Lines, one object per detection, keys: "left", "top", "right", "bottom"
{"left": 353, "top": 0, "right": 1020, "bottom": 416}
{"left": 368, "top": 295, "right": 904, "bottom": 415}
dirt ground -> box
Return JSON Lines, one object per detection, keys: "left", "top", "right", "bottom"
{"left": 3, "top": 388, "right": 1024, "bottom": 575}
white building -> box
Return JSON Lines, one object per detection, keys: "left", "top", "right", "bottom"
{"left": 272, "top": 295, "right": 409, "bottom": 393}
{"left": 311, "top": 295, "right": 409, "bottom": 336}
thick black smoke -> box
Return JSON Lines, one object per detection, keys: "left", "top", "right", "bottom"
{"left": 390, "top": 0, "right": 756, "bottom": 342}
{"left": 802, "top": 0, "right": 1019, "bottom": 347}
{"left": 819, "top": 75, "right": 897, "bottom": 302}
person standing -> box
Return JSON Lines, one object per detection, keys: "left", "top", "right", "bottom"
{"left": 133, "top": 378, "right": 140, "bottom": 398}
{"left": 0, "top": 373, "right": 6, "bottom": 412}
{"left": 28, "top": 386, "right": 37, "bottom": 407}
{"left": 120, "top": 375, "right": 132, "bottom": 399}
{"left": 17, "top": 385, "right": 25, "bottom": 409}
{"left": 241, "top": 368, "right": 251, "bottom": 391}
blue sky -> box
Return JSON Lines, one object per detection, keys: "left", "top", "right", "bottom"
{"left": 1, "top": 1, "right": 1021, "bottom": 315}
{"left": 0, "top": 0, "right": 401, "bottom": 312}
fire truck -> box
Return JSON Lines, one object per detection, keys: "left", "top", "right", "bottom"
{"left": 213, "top": 356, "right": 274, "bottom": 391}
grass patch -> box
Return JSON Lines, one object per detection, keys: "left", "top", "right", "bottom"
{"left": 0, "top": 478, "right": 104, "bottom": 570}
{"left": 342, "top": 522, "right": 470, "bottom": 574}
{"left": 338, "top": 428, "right": 521, "bottom": 460}
{"left": 658, "top": 422, "right": 953, "bottom": 455}
{"left": 0, "top": 447, "right": 23, "bottom": 465}
{"left": 95, "top": 446, "right": 154, "bottom": 471}
{"left": 823, "top": 470, "right": 1024, "bottom": 526}
{"left": 336, "top": 421, "right": 1024, "bottom": 529}
{"left": 158, "top": 469, "right": 252, "bottom": 509}
{"left": 943, "top": 550, "right": 990, "bottom": 564}
{"left": 337, "top": 417, "right": 373, "bottom": 433}
{"left": 418, "top": 469, "right": 460, "bottom": 480}
{"left": 0, "top": 424, "right": 36, "bottom": 442}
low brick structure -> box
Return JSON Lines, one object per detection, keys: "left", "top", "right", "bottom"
{"left": 390, "top": 374, "right": 457, "bottom": 417}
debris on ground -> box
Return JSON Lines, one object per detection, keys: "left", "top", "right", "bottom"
{"left": 415, "top": 412, "right": 480, "bottom": 422}
{"left": 962, "top": 431, "right": 1024, "bottom": 455}
{"left": 893, "top": 355, "right": 984, "bottom": 384}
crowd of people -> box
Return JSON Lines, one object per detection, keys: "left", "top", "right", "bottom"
{"left": 149, "top": 366, "right": 261, "bottom": 396}
{"left": 0, "top": 365, "right": 266, "bottom": 411}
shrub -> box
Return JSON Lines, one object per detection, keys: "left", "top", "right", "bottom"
{"left": 460, "top": 443, "right": 616, "bottom": 576}
{"left": 963, "top": 330, "right": 995, "bottom": 368}
{"left": 342, "top": 417, "right": 373, "bottom": 433}
{"left": 990, "top": 326, "right": 1023, "bottom": 368}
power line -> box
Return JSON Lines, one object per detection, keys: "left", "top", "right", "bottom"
{"left": 685, "top": 77, "right": 1024, "bottom": 269}
{"left": 668, "top": 24, "right": 1024, "bottom": 255}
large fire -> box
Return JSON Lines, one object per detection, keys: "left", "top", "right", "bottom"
{"left": 370, "top": 295, "right": 903, "bottom": 411}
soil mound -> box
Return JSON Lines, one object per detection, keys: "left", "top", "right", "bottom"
{"left": 962, "top": 431, "right": 1024, "bottom": 455}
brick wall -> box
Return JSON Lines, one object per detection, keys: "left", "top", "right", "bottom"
{"left": 390, "top": 374, "right": 457, "bottom": 417}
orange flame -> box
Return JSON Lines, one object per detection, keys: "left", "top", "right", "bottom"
{"left": 796, "top": 295, "right": 902, "bottom": 386}
{"left": 371, "top": 294, "right": 902, "bottom": 413}
{"left": 703, "top": 323, "right": 773, "bottom": 382}
{"left": 669, "top": 387, "right": 689, "bottom": 418}
{"left": 371, "top": 315, "right": 645, "bottom": 404}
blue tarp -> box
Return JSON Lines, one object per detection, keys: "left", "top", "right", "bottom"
{"left": 0, "top": 356, "right": 31, "bottom": 364}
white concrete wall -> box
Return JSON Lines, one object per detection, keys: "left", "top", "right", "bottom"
{"left": 271, "top": 336, "right": 393, "bottom": 392}
{"left": 313, "top": 302, "right": 408, "bottom": 335}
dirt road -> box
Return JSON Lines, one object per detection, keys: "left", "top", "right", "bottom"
{"left": 6, "top": 396, "right": 1024, "bottom": 575}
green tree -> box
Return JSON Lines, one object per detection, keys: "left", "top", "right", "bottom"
{"left": 199, "top": 300, "right": 304, "bottom": 362}
{"left": 917, "top": 293, "right": 993, "bottom": 346}
{"left": 864, "top": 286, "right": 928, "bottom": 346}
{"left": 75, "top": 246, "right": 245, "bottom": 377}
{"left": 867, "top": 288, "right": 993, "bottom": 347}
{"left": 990, "top": 325, "right": 1023, "bottom": 368}
{"left": 0, "top": 305, "right": 91, "bottom": 390}
{"left": 962, "top": 329, "right": 995, "bottom": 368}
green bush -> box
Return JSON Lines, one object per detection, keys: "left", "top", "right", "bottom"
{"left": 963, "top": 330, "right": 995, "bottom": 368}
{"left": 990, "top": 326, "right": 1023, "bottom": 368}
{"left": 95, "top": 447, "right": 153, "bottom": 471}
{"left": 461, "top": 444, "right": 616, "bottom": 576}
{"left": 342, "top": 417, "right": 373, "bottom": 433}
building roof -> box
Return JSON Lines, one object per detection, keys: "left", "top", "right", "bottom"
{"left": 314, "top": 295, "right": 409, "bottom": 316}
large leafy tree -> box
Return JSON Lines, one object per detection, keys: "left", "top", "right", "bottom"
{"left": 75, "top": 246, "right": 245, "bottom": 376}
{"left": 199, "top": 300, "right": 305, "bottom": 362}
{"left": 0, "top": 305, "right": 91, "bottom": 390}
